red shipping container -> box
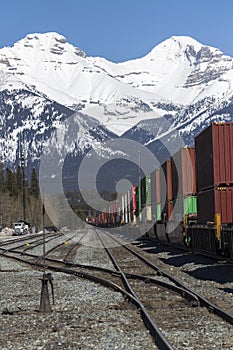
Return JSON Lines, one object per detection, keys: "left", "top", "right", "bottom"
{"left": 197, "top": 187, "right": 233, "bottom": 224}
{"left": 110, "top": 200, "right": 117, "bottom": 215}
{"left": 132, "top": 185, "right": 137, "bottom": 211}
{"left": 161, "top": 160, "right": 173, "bottom": 203}
{"left": 171, "top": 148, "right": 196, "bottom": 198}
{"left": 195, "top": 122, "right": 233, "bottom": 191}
{"left": 103, "top": 210, "right": 108, "bottom": 221}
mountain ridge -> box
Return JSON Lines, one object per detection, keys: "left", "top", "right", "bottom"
{"left": 0, "top": 32, "right": 233, "bottom": 177}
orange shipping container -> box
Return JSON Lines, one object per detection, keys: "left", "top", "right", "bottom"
{"left": 171, "top": 148, "right": 196, "bottom": 198}
{"left": 195, "top": 122, "right": 233, "bottom": 191}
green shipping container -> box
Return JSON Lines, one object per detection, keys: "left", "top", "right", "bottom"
{"left": 173, "top": 196, "right": 197, "bottom": 221}
{"left": 184, "top": 196, "right": 197, "bottom": 215}
{"left": 137, "top": 185, "right": 142, "bottom": 211}
{"left": 156, "top": 203, "right": 161, "bottom": 221}
{"left": 136, "top": 185, "right": 142, "bottom": 222}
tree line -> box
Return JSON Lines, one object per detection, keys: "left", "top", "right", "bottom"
{"left": 0, "top": 163, "right": 117, "bottom": 232}
{"left": 0, "top": 164, "right": 45, "bottom": 230}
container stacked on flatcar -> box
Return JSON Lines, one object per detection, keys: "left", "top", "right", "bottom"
{"left": 136, "top": 184, "right": 142, "bottom": 222}
{"left": 132, "top": 185, "right": 137, "bottom": 224}
{"left": 150, "top": 170, "right": 156, "bottom": 223}
{"left": 171, "top": 147, "right": 197, "bottom": 222}
{"left": 150, "top": 169, "right": 161, "bottom": 222}
{"left": 160, "top": 160, "right": 173, "bottom": 222}
{"left": 141, "top": 176, "right": 152, "bottom": 222}
{"left": 195, "top": 122, "right": 233, "bottom": 224}
{"left": 190, "top": 122, "right": 233, "bottom": 256}
{"left": 151, "top": 160, "right": 174, "bottom": 242}
{"left": 91, "top": 122, "right": 233, "bottom": 258}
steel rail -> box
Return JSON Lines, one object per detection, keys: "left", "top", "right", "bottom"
{"left": 62, "top": 233, "right": 86, "bottom": 261}
{"left": 0, "top": 232, "right": 45, "bottom": 247}
{"left": 43, "top": 234, "right": 77, "bottom": 256}
{"left": 0, "top": 248, "right": 175, "bottom": 350}
{"left": 1, "top": 249, "right": 200, "bottom": 306}
{"left": 95, "top": 230, "right": 175, "bottom": 350}
{"left": 102, "top": 229, "right": 233, "bottom": 325}
{"left": 0, "top": 233, "right": 61, "bottom": 255}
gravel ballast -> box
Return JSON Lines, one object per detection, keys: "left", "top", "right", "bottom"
{"left": 0, "top": 255, "right": 158, "bottom": 350}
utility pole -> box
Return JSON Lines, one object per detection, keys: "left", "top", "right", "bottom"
{"left": 0, "top": 114, "right": 5, "bottom": 228}
{"left": 20, "top": 132, "right": 27, "bottom": 222}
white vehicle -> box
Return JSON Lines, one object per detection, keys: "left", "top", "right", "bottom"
{"left": 12, "top": 221, "right": 29, "bottom": 236}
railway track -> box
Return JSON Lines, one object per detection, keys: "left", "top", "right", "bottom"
{"left": 1, "top": 228, "right": 233, "bottom": 349}
{"left": 94, "top": 229, "right": 233, "bottom": 348}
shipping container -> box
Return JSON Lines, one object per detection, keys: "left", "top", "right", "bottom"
{"left": 151, "top": 168, "right": 161, "bottom": 205}
{"left": 197, "top": 187, "right": 233, "bottom": 224}
{"left": 146, "top": 206, "right": 152, "bottom": 221}
{"left": 195, "top": 122, "right": 233, "bottom": 191}
{"left": 124, "top": 192, "right": 129, "bottom": 224}
{"left": 184, "top": 196, "right": 197, "bottom": 215}
{"left": 151, "top": 203, "right": 161, "bottom": 222}
{"left": 161, "top": 160, "right": 172, "bottom": 203}
{"left": 132, "top": 186, "right": 137, "bottom": 211}
{"left": 141, "top": 176, "right": 151, "bottom": 207}
{"left": 171, "top": 148, "right": 196, "bottom": 198}
{"left": 156, "top": 169, "right": 161, "bottom": 204}
{"left": 151, "top": 203, "right": 156, "bottom": 222}
{"left": 136, "top": 185, "right": 142, "bottom": 222}
{"left": 150, "top": 170, "right": 156, "bottom": 207}
{"left": 173, "top": 196, "right": 197, "bottom": 222}
{"left": 157, "top": 203, "right": 162, "bottom": 221}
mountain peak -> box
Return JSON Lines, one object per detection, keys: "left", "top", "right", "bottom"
{"left": 146, "top": 35, "right": 226, "bottom": 60}
{"left": 7, "top": 32, "right": 86, "bottom": 58}
{"left": 147, "top": 35, "right": 203, "bottom": 58}
{"left": 24, "top": 32, "right": 68, "bottom": 44}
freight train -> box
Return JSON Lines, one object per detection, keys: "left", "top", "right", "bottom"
{"left": 92, "top": 122, "right": 233, "bottom": 258}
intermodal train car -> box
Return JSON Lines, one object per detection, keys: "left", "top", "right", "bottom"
{"left": 92, "top": 122, "right": 233, "bottom": 258}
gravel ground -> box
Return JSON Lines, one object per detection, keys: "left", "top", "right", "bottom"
{"left": 0, "top": 239, "right": 158, "bottom": 350}
{"left": 134, "top": 241, "right": 233, "bottom": 349}
{"left": 1, "top": 229, "right": 233, "bottom": 349}
{"left": 139, "top": 243, "right": 233, "bottom": 314}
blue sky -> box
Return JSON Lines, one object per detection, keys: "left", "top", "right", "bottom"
{"left": 1, "top": 0, "right": 233, "bottom": 62}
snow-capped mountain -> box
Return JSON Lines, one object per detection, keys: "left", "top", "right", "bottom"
{"left": 1, "top": 32, "right": 233, "bottom": 178}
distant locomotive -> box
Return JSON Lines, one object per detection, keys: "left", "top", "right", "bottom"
{"left": 93, "top": 122, "right": 233, "bottom": 258}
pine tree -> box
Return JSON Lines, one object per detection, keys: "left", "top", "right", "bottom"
{"left": 0, "top": 162, "right": 5, "bottom": 192}
{"left": 6, "top": 167, "right": 18, "bottom": 196}
{"left": 30, "top": 168, "right": 39, "bottom": 198}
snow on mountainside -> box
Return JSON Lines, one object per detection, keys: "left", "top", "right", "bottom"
{"left": 1, "top": 32, "right": 233, "bottom": 174}
{"left": 94, "top": 36, "right": 233, "bottom": 105}
{"left": 0, "top": 33, "right": 163, "bottom": 111}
